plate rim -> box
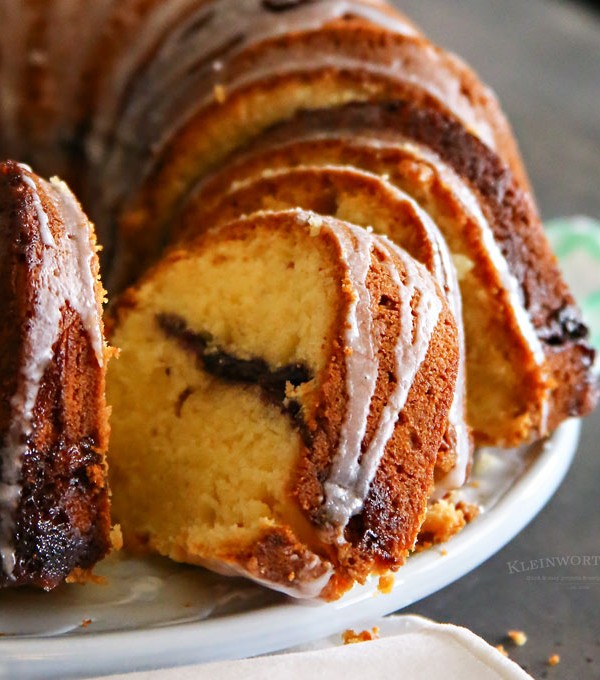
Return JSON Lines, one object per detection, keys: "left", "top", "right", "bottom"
{"left": 0, "top": 419, "right": 581, "bottom": 679}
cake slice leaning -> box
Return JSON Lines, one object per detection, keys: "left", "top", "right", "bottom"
{"left": 107, "top": 209, "right": 459, "bottom": 600}
{"left": 0, "top": 160, "right": 112, "bottom": 589}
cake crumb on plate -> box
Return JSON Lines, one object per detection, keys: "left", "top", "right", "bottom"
{"left": 377, "top": 574, "right": 395, "bottom": 594}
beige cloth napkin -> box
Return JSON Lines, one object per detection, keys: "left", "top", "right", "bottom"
{"left": 86, "top": 615, "right": 532, "bottom": 679}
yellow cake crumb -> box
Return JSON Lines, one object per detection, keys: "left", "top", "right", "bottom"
{"left": 507, "top": 629, "right": 527, "bottom": 646}
{"left": 110, "top": 524, "right": 124, "bottom": 551}
{"left": 548, "top": 654, "right": 560, "bottom": 666}
{"left": 456, "top": 501, "right": 480, "bottom": 523}
{"left": 342, "top": 627, "right": 380, "bottom": 645}
{"left": 378, "top": 573, "right": 395, "bottom": 594}
{"left": 451, "top": 253, "right": 475, "bottom": 280}
{"left": 66, "top": 568, "right": 107, "bottom": 586}
{"left": 416, "top": 499, "right": 480, "bottom": 550}
{"left": 495, "top": 644, "right": 509, "bottom": 657}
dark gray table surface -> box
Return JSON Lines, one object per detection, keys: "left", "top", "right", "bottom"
{"left": 390, "top": 1, "right": 600, "bottom": 678}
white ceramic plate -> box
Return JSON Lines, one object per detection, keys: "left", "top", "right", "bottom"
{"left": 0, "top": 418, "right": 581, "bottom": 680}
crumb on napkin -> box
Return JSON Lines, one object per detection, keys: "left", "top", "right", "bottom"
{"left": 342, "top": 627, "right": 380, "bottom": 645}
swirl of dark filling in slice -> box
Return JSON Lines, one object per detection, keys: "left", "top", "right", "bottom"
{"left": 156, "top": 312, "right": 313, "bottom": 438}
{"left": 262, "top": 0, "right": 320, "bottom": 12}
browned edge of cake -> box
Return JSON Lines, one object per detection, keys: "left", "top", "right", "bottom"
{"left": 0, "top": 160, "right": 112, "bottom": 590}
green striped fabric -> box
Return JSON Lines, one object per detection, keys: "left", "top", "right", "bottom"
{"left": 546, "top": 216, "right": 600, "bottom": 353}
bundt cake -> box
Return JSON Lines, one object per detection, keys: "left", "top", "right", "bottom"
{"left": 0, "top": 0, "right": 596, "bottom": 597}
{"left": 107, "top": 209, "right": 459, "bottom": 599}
{"left": 0, "top": 161, "right": 111, "bottom": 589}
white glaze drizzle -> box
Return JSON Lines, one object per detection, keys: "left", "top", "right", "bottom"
{"left": 388, "top": 140, "right": 551, "bottom": 438}
{"left": 316, "top": 214, "right": 442, "bottom": 531}
{"left": 95, "top": 0, "right": 418, "bottom": 215}
{"left": 319, "top": 218, "right": 379, "bottom": 527}
{"left": 353, "top": 235, "right": 442, "bottom": 513}
{"left": 19, "top": 170, "right": 55, "bottom": 247}
{"left": 358, "top": 138, "right": 547, "bottom": 368}
{"left": 0, "top": 167, "right": 104, "bottom": 577}
{"left": 209, "top": 47, "right": 495, "bottom": 146}
{"left": 99, "top": 0, "right": 491, "bottom": 239}
{"left": 123, "top": 0, "right": 418, "bottom": 122}
{"left": 380, "top": 189, "right": 470, "bottom": 496}
{"left": 381, "top": 186, "right": 470, "bottom": 496}
{"left": 129, "top": 47, "right": 494, "bottom": 211}
{"left": 243, "top": 132, "right": 549, "bottom": 440}
{"left": 116, "top": 0, "right": 416, "bottom": 126}
{"left": 357, "top": 134, "right": 547, "bottom": 454}
{"left": 49, "top": 177, "right": 106, "bottom": 365}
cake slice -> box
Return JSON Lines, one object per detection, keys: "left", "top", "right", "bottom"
{"left": 0, "top": 161, "right": 112, "bottom": 589}
{"left": 107, "top": 209, "right": 459, "bottom": 599}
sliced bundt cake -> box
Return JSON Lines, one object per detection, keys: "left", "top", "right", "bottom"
{"left": 0, "top": 161, "right": 112, "bottom": 589}
{"left": 107, "top": 209, "right": 459, "bottom": 599}
{"left": 0, "top": 0, "right": 595, "bottom": 599}
{"left": 0, "top": 2, "right": 593, "bottom": 450}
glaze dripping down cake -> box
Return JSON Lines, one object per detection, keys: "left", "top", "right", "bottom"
{"left": 0, "top": 0, "right": 596, "bottom": 595}
{"left": 177, "top": 100, "right": 595, "bottom": 446}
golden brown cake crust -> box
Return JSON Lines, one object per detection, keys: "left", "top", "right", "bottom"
{"left": 0, "top": 161, "right": 112, "bottom": 590}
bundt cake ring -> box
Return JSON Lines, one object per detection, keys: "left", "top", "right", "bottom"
{"left": 0, "top": 0, "right": 596, "bottom": 597}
